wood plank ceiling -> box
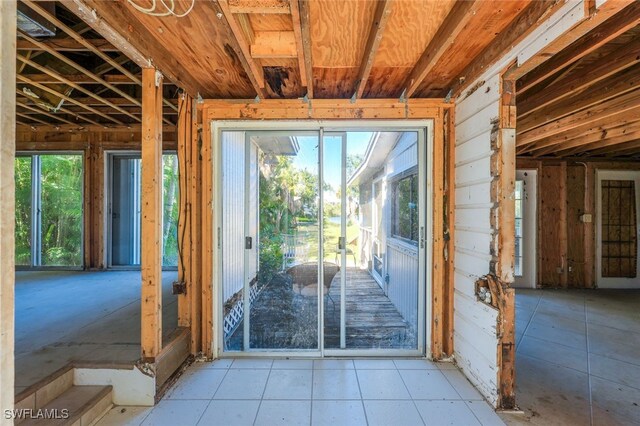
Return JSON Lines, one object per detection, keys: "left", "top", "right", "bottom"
{"left": 17, "top": 0, "right": 545, "bottom": 129}
{"left": 515, "top": 2, "right": 640, "bottom": 159}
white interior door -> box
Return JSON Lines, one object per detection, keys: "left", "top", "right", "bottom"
{"left": 596, "top": 170, "right": 640, "bottom": 289}
{"left": 514, "top": 170, "right": 537, "bottom": 288}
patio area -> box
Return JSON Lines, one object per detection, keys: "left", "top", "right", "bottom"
{"left": 226, "top": 267, "right": 416, "bottom": 351}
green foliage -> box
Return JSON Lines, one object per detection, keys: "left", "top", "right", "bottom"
{"left": 258, "top": 154, "right": 318, "bottom": 281}
{"left": 14, "top": 157, "right": 32, "bottom": 265}
{"left": 40, "top": 155, "right": 83, "bottom": 266}
{"left": 162, "top": 155, "right": 179, "bottom": 266}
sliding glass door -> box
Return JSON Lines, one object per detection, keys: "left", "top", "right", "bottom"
{"left": 14, "top": 153, "right": 83, "bottom": 268}
{"left": 220, "top": 125, "right": 427, "bottom": 355}
{"left": 107, "top": 153, "right": 179, "bottom": 268}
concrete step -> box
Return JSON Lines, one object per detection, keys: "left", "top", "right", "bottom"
{"left": 18, "top": 385, "right": 113, "bottom": 426}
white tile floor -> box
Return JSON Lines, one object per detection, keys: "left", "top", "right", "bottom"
{"left": 97, "top": 358, "right": 505, "bottom": 426}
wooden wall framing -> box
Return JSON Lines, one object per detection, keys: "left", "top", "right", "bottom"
{"left": 196, "top": 98, "right": 455, "bottom": 359}
{"left": 516, "top": 158, "right": 640, "bottom": 289}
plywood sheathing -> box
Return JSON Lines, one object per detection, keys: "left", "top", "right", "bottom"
{"left": 0, "top": 1, "right": 16, "bottom": 420}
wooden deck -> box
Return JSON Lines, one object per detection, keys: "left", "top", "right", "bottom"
{"left": 324, "top": 267, "right": 416, "bottom": 349}
{"left": 226, "top": 266, "right": 416, "bottom": 350}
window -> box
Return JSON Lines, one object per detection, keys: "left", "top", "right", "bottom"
{"left": 391, "top": 172, "right": 418, "bottom": 243}
{"left": 514, "top": 180, "right": 524, "bottom": 277}
{"left": 601, "top": 180, "right": 637, "bottom": 278}
{"left": 14, "top": 154, "right": 83, "bottom": 267}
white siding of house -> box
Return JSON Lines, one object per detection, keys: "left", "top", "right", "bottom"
{"left": 453, "top": 0, "right": 584, "bottom": 406}
{"left": 222, "top": 131, "right": 259, "bottom": 303}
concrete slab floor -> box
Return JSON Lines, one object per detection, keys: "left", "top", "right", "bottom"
{"left": 14, "top": 270, "right": 179, "bottom": 390}
{"left": 501, "top": 288, "right": 640, "bottom": 425}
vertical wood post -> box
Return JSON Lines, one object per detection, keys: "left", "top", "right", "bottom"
{"left": 495, "top": 74, "right": 517, "bottom": 409}
{"left": 177, "top": 94, "right": 192, "bottom": 329}
{"left": 141, "top": 68, "right": 163, "bottom": 361}
{"left": 0, "top": 0, "right": 16, "bottom": 420}
{"left": 432, "top": 112, "right": 446, "bottom": 360}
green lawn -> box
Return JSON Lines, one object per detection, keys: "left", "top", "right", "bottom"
{"left": 296, "top": 220, "right": 361, "bottom": 265}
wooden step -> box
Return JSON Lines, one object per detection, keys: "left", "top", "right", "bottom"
{"left": 18, "top": 385, "right": 113, "bottom": 426}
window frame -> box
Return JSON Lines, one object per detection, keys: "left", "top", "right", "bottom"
{"left": 390, "top": 166, "right": 419, "bottom": 245}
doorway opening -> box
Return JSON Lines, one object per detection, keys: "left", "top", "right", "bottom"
{"left": 215, "top": 123, "right": 431, "bottom": 357}
{"left": 106, "top": 152, "right": 180, "bottom": 268}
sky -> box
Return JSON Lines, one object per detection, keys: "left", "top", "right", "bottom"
{"left": 291, "top": 132, "right": 372, "bottom": 190}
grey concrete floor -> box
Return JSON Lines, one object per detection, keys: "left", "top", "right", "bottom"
{"left": 501, "top": 288, "right": 640, "bottom": 425}
{"left": 15, "top": 270, "right": 178, "bottom": 392}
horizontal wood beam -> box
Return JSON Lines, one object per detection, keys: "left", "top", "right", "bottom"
{"left": 505, "top": 0, "right": 635, "bottom": 81}
{"left": 16, "top": 74, "right": 171, "bottom": 85}
{"left": 451, "top": 0, "right": 561, "bottom": 98}
{"left": 518, "top": 1, "right": 640, "bottom": 95}
{"left": 17, "top": 53, "right": 141, "bottom": 123}
{"left": 250, "top": 31, "right": 296, "bottom": 58}
{"left": 16, "top": 37, "right": 118, "bottom": 52}
{"left": 200, "top": 98, "right": 450, "bottom": 120}
{"left": 518, "top": 65, "right": 640, "bottom": 133}
{"left": 519, "top": 36, "right": 640, "bottom": 117}
{"left": 402, "top": 0, "right": 478, "bottom": 98}
{"left": 354, "top": 0, "right": 393, "bottom": 99}
{"left": 517, "top": 89, "right": 640, "bottom": 146}
{"left": 17, "top": 101, "right": 77, "bottom": 125}
{"left": 520, "top": 118, "right": 640, "bottom": 156}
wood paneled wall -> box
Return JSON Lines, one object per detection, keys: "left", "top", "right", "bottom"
{"left": 517, "top": 158, "right": 640, "bottom": 288}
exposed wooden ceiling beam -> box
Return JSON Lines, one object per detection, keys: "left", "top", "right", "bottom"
{"left": 517, "top": 91, "right": 640, "bottom": 146}
{"left": 22, "top": 0, "right": 141, "bottom": 85}
{"left": 57, "top": 0, "right": 151, "bottom": 69}
{"left": 18, "top": 31, "right": 143, "bottom": 109}
{"left": 59, "top": 0, "right": 183, "bottom": 110}
{"left": 353, "top": 0, "right": 393, "bottom": 100}
{"left": 215, "top": 0, "right": 266, "bottom": 97}
{"left": 21, "top": 21, "right": 92, "bottom": 72}
{"left": 17, "top": 38, "right": 119, "bottom": 52}
{"left": 518, "top": 65, "right": 640, "bottom": 134}
{"left": 16, "top": 85, "right": 107, "bottom": 126}
{"left": 18, "top": 74, "right": 152, "bottom": 84}
{"left": 517, "top": 1, "right": 640, "bottom": 95}
{"left": 17, "top": 100, "right": 77, "bottom": 125}
{"left": 401, "top": 0, "right": 478, "bottom": 98}
{"left": 296, "top": 0, "right": 313, "bottom": 98}
{"left": 17, "top": 53, "right": 141, "bottom": 123}
{"left": 505, "top": 0, "right": 635, "bottom": 81}
{"left": 16, "top": 111, "right": 50, "bottom": 126}
{"left": 450, "top": 0, "right": 561, "bottom": 98}
{"left": 17, "top": 74, "right": 125, "bottom": 125}
{"left": 601, "top": 139, "right": 640, "bottom": 156}
{"left": 228, "top": 0, "right": 290, "bottom": 14}
{"left": 536, "top": 122, "right": 640, "bottom": 157}
{"left": 289, "top": 0, "right": 307, "bottom": 89}
{"left": 519, "top": 37, "right": 640, "bottom": 118}
{"left": 50, "top": 104, "right": 178, "bottom": 116}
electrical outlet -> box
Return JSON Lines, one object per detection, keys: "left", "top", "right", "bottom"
{"left": 556, "top": 267, "right": 563, "bottom": 274}
{"left": 580, "top": 213, "right": 592, "bottom": 223}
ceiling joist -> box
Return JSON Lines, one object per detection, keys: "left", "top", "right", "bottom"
{"left": 401, "top": 0, "right": 478, "bottom": 99}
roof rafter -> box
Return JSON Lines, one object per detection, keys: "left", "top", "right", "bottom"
{"left": 517, "top": 1, "right": 640, "bottom": 95}
{"left": 215, "top": 0, "right": 266, "bottom": 98}
{"left": 401, "top": 0, "right": 478, "bottom": 99}
{"left": 353, "top": 0, "right": 393, "bottom": 100}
